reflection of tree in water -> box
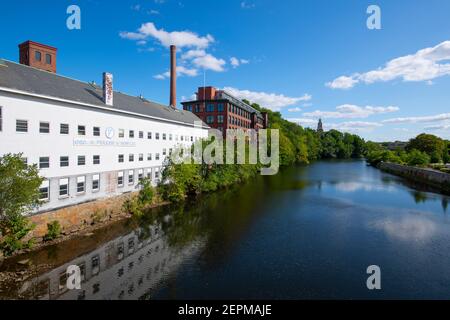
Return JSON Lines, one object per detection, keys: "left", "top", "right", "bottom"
{"left": 412, "top": 191, "right": 429, "bottom": 204}
{"left": 443, "top": 198, "right": 448, "bottom": 213}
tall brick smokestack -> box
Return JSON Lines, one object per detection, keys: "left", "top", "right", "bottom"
{"left": 170, "top": 45, "right": 177, "bottom": 109}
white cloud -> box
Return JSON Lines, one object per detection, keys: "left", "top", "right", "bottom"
{"left": 303, "top": 104, "right": 399, "bottom": 119}
{"left": 148, "top": 9, "right": 160, "bottom": 15}
{"left": 192, "top": 54, "right": 226, "bottom": 72}
{"left": 136, "top": 40, "right": 147, "bottom": 46}
{"left": 222, "top": 87, "right": 312, "bottom": 111}
{"left": 288, "top": 107, "right": 302, "bottom": 112}
{"left": 287, "top": 118, "right": 317, "bottom": 125}
{"left": 120, "top": 22, "right": 215, "bottom": 48}
{"left": 383, "top": 112, "right": 450, "bottom": 124}
{"left": 327, "top": 121, "right": 383, "bottom": 133}
{"left": 131, "top": 4, "right": 141, "bottom": 11}
{"left": 327, "top": 40, "right": 450, "bottom": 89}
{"left": 154, "top": 66, "right": 199, "bottom": 80}
{"left": 181, "top": 49, "right": 207, "bottom": 60}
{"left": 424, "top": 123, "right": 450, "bottom": 130}
{"left": 241, "top": 1, "right": 255, "bottom": 9}
{"left": 230, "top": 57, "right": 250, "bottom": 68}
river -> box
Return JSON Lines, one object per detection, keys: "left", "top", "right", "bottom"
{"left": 1, "top": 160, "right": 450, "bottom": 300}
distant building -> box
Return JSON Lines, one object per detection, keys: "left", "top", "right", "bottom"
{"left": 317, "top": 119, "right": 324, "bottom": 133}
{"left": 182, "top": 87, "right": 269, "bottom": 135}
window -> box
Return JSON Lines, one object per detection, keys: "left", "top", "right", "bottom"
{"left": 147, "top": 169, "right": 152, "bottom": 180}
{"left": 162, "top": 149, "right": 167, "bottom": 156}
{"left": 93, "top": 155, "right": 100, "bottom": 165}
{"left": 129, "top": 130, "right": 134, "bottom": 138}
{"left": 39, "top": 122, "right": 50, "bottom": 133}
{"left": 128, "top": 238, "right": 135, "bottom": 253}
{"left": 39, "top": 157, "right": 50, "bottom": 169}
{"left": 78, "top": 155, "right": 86, "bottom": 166}
{"left": 60, "top": 123, "right": 69, "bottom": 134}
{"left": 45, "top": 53, "right": 51, "bottom": 64}
{"left": 39, "top": 180, "right": 50, "bottom": 201}
{"left": 91, "top": 256, "right": 100, "bottom": 275}
{"left": 78, "top": 125, "right": 86, "bottom": 136}
{"left": 155, "top": 153, "right": 160, "bottom": 161}
{"left": 35, "top": 51, "right": 41, "bottom": 61}
{"left": 195, "top": 104, "right": 200, "bottom": 113}
{"left": 139, "top": 131, "right": 144, "bottom": 139}
{"left": 93, "top": 127, "right": 100, "bottom": 136}
{"left": 191, "top": 136, "right": 193, "bottom": 142}
{"left": 147, "top": 153, "right": 152, "bottom": 161}
{"left": 169, "top": 134, "right": 173, "bottom": 141}
{"left": 59, "top": 178, "right": 69, "bottom": 197}
{"left": 147, "top": 132, "right": 152, "bottom": 139}
{"left": 207, "top": 116, "right": 215, "bottom": 124}
{"left": 138, "top": 169, "right": 144, "bottom": 182}
{"left": 119, "top": 129, "right": 124, "bottom": 138}
{"left": 155, "top": 133, "right": 160, "bottom": 140}
{"left": 163, "top": 133, "right": 167, "bottom": 140}
{"left": 218, "top": 115, "right": 224, "bottom": 124}
{"left": 129, "top": 154, "right": 134, "bottom": 162}
{"left": 16, "top": 120, "right": 28, "bottom": 132}
{"left": 118, "top": 154, "right": 124, "bottom": 163}
{"left": 92, "top": 174, "right": 100, "bottom": 192}
{"left": 118, "top": 171, "right": 124, "bottom": 187}
{"left": 22, "top": 157, "right": 28, "bottom": 165}
{"left": 139, "top": 154, "right": 143, "bottom": 161}
{"left": 181, "top": 135, "right": 184, "bottom": 141}
{"left": 60, "top": 156, "right": 69, "bottom": 167}
{"left": 218, "top": 103, "right": 224, "bottom": 112}
{"left": 117, "top": 243, "right": 125, "bottom": 260}
{"left": 175, "top": 135, "right": 179, "bottom": 141}
{"left": 77, "top": 176, "right": 85, "bottom": 194}
{"left": 206, "top": 104, "right": 215, "bottom": 112}
{"left": 155, "top": 169, "right": 160, "bottom": 180}
{"left": 128, "top": 170, "right": 134, "bottom": 184}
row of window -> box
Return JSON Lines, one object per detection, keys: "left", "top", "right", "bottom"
{"left": 39, "top": 169, "right": 160, "bottom": 201}
{"left": 13, "top": 119, "right": 197, "bottom": 142}
{"left": 34, "top": 50, "right": 52, "bottom": 64}
{"left": 37, "top": 155, "right": 101, "bottom": 169}
{"left": 185, "top": 103, "right": 253, "bottom": 120}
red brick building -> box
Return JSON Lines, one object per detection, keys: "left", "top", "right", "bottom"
{"left": 19, "top": 41, "right": 57, "bottom": 73}
{"left": 182, "top": 87, "right": 268, "bottom": 134}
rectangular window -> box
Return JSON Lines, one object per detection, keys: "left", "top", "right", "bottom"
{"left": 39, "top": 122, "right": 50, "bottom": 133}
{"left": 147, "top": 132, "right": 152, "bottom": 139}
{"left": 129, "top": 130, "right": 134, "bottom": 138}
{"left": 181, "top": 135, "right": 184, "bottom": 141}
{"left": 155, "top": 133, "right": 160, "bottom": 140}
{"left": 77, "top": 176, "right": 86, "bottom": 194}
{"left": 92, "top": 174, "right": 100, "bottom": 192}
{"left": 119, "top": 129, "right": 124, "bottom": 138}
{"left": 78, "top": 125, "right": 86, "bottom": 136}
{"left": 39, "top": 157, "right": 50, "bottom": 169}
{"left": 138, "top": 169, "right": 144, "bottom": 182}
{"left": 155, "top": 153, "right": 160, "bottom": 161}
{"left": 45, "top": 53, "right": 51, "bottom": 64}
{"left": 93, "top": 127, "right": 100, "bottom": 136}
{"left": 147, "top": 153, "right": 152, "bottom": 161}
{"left": 147, "top": 169, "right": 152, "bottom": 180}
{"left": 16, "top": 120, "right": 28, "bottom": 133}
{"left": 91, "top": 256, "right": 100, "bottom": 275}
{"left": 155, "top": 169, "right": 160, "bottom": 179}
{"left": 118, "top": 171, "right": 124, "bottom": 187}
{"left": 207, "top": 104, "right": 215, "bottom": 112}
{"left": 218, "top": 115, "right": 224, "bottom": 124}
{"left": 207, "top": 116, "right": 215, "bottom": 124}
{"left": 35, "top": 51, "right": 41, "bottom": 61}
{"left": 39, "top": 180, "right": 50, "bottom": 201}
{"left": 169, "top": 134, "right": 173, "bottom": 141}
{"left": 22, "top": 157, "right": 28, "bottom": 165}
{"left": 128, "top": 170, "right": 134, "bottom": 184}
{"left": 118, "top": 154, "right": 124, "bottom": 163}
{"left": 59, "top": 178, "right": 69, "bottom": 198}
{"left": 139, "top": 154, "right": 143, "bottom": 161}
{"left": 218, "top": 103, "right": 224, "bottom": 112}
{"left": 162, "top": 149, "right": 167, "bottom": 156}
{"left": 129, "top": 154, "right": 134, "bottom": 162}
{"left": 93, "top": 155, "right": 100, "bottom": 165}
{"left": 163, "top": 133, "right": 167, "bottom": 140}
{"left": 78, "top": 156, "right": 86, "bottom": 166}
{"left": 60, "top": 123, "right": 69, "bottom": 134}
{"left": 139, "top": 131, "right": 144, "bottom": 139}
{"left": 60, "top": 156, "right": 69, "bottom": 167}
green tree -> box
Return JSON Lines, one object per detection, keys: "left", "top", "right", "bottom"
{"left": 406, "top": 149, "right": 431, "bottom": 166}
{"left": 406, "top": 133, "right": 446, "bottom": 163}
{"left": 0, "top": 153, "right": 43, "bottom": 255}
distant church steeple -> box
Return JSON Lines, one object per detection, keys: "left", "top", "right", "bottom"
{"left": 317, "top": 118, "right": 324, "bottom": 133}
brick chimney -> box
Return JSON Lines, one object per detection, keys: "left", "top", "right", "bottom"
{"left": 170, "top": 45, "right": 177, "bottom": 109}
{"left": 19, "top": 40, "right": 57, "bottom": 73}
{"left": 103, "top": 72, "right": 113, "bottom": 106}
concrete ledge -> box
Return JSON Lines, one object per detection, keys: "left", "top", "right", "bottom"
{"left": 378, "top": 162, "right": 450, "bottom": 193}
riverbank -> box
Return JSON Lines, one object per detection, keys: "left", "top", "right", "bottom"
{"left": 378, "top": 162, "right": 450, "bottom": 194}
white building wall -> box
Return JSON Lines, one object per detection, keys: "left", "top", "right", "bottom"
{"left": 0, "top": 91, "right": 208, "bottom": 213}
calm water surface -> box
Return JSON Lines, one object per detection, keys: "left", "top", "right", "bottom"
{"left": 1, "top": 160, "right": 450, "bottom": 300}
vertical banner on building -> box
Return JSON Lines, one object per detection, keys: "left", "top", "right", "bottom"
{"left": 103, "top": 72, "right": 113, "bottom": 106}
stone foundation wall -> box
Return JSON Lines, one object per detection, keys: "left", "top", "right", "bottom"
{"left": 28, "top": 192, "right": 137, "bottom": 239}
{"left": 379, "top": 162, "right": 450, "bottom": 193}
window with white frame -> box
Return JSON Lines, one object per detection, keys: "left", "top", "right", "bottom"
{"left": 162, "top": 149, "right": 167, "bottom": 156}
{"left": 129, "top": 154, "right": 134, "bottom": 162}
{"left": 59, "top": 178, "right": 69, "bottom": 197}
{"left": 139, "top": 131, "right": 144, "bottom": 139}
{"left": 78, "top": 155, "right": 86, "bottom": 166}
{"left": 118, "top": 154, "right": 124, "bottom": 163}
{"left": 155, "top": 133, "right": 160, "bottom": 140}
{"left": 163, "top": 133, "right": 167, "bottom": 140}
{"left": 147, "top": 169, "right": 152, "bottom": 180}
{"left": 128, "top": 170, "right": 134, "bottom": 184}
{"left": 147, "top": 153, "right": 152, "bottom": 161}
{"left": 39, "top": 122, "right": 50, "bottom": 133}
{"left": 155, "top": 153, "right": 160, "bottom": 161}
{"left": 93, "top": 127, "right": 100, "bottom": 136}
{"left": 93, "top": 155, "right": 100, "bottom": 165}
{"left": 16, "top": 119, "right": 28, "bottom": 132}
{"left": 77, "top": 176, "right": 86, "bottom": 194}
{"left": 39, "top": 180, "right": 50, "bottom": 201}
{"left": 60, "top": 123, "right": 69, "bottom": 134}
{"left": 138, "top": 169, "right": 144, "bottom": 182}
{"left": 118, "top": 171, "right": 124, "bottom": 187}
{"left": 147, "top": 132, "right": 152, "bottom": 139}
{"left": 39, "top": 157, "right": 50, "bottom": 169}
{"left": 169, "top": 134, "right": 173, "bottom": 141}
{"left": 139, "top": 154, "right": 143, "bottom": 161}
{"left": 119, "top": 129, "right": 124, "bottom": 138}
{"left": 129, "top": 130, "right": 134, "bottom": 138}
{"left": 60, "top": 156, "right": 69, "bottom": 167}
{"left": 92, "top": 174, "right": 100, "bottom": 192}
{"left": 78, "top": 125, "right": 86, "bottom": 136}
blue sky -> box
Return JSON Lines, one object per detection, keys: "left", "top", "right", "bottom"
{"left": 1, "top": 0, "right": 450, "bottom": 141}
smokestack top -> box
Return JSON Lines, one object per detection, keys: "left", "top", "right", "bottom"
{"left": 170, "top": 45, "right": 177, "bottom": 109}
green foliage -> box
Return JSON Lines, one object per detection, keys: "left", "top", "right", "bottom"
{"left": 366, "top": 150, "right": 403, "bottom": 166}
{"left": 406, "top": 149, "right": 431, "bottom": 166}
{"left": 123, "top": 178, "right": 156, "bottom": 216}
{"left": 0, "top": 153, "right": 43, "bottom": 256}
{"left": 406, "top": 133, "right": 446, "bottom": 163}
{"left": 43, "top": 221, "right": 62, "bottom": 242}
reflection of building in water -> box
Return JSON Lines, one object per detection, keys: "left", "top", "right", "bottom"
{"left": 20, "top": 219, "right": 201, "bottom": 300}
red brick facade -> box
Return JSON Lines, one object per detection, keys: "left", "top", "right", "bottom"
{"left": 19, "top": 40, "right": 57, "bottom": 73}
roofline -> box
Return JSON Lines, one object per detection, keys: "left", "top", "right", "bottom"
{"left": 0, "top": 86, "right": 210, "bottom": 129}
{"left": 18, "top": 40, "right": 58, "bottom": 51}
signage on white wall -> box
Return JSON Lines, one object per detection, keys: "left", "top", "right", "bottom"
{"left": 73, "top": 139, "right": 136, "bottom": 147}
